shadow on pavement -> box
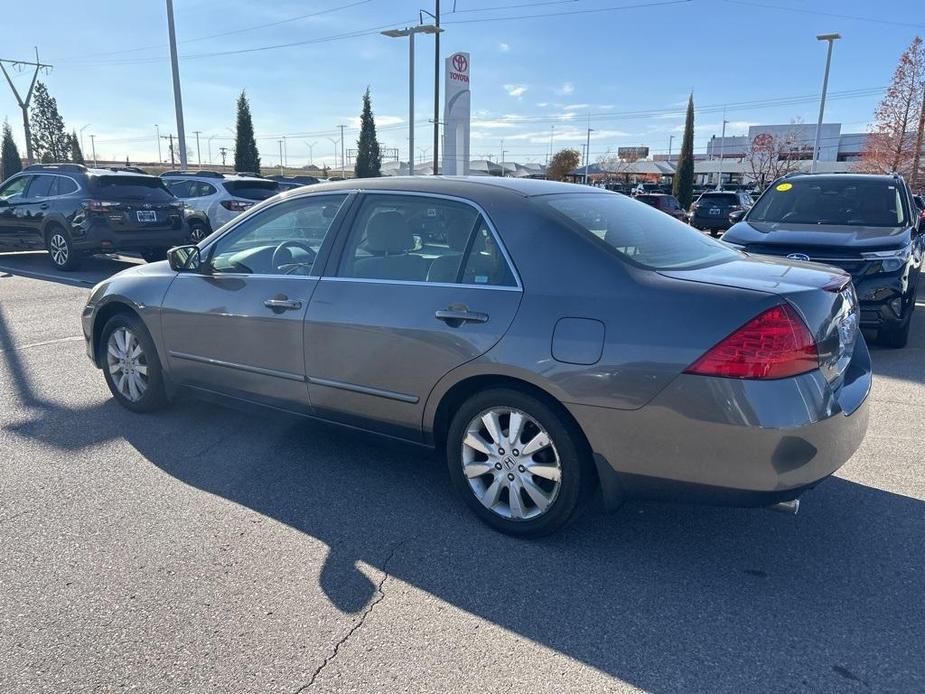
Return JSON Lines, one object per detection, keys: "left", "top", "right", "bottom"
{"left": 0, "top": 251, "right": 140, "bottom": 288}
{"left": 2, "top": 303, "right": 923, "bottom": 691}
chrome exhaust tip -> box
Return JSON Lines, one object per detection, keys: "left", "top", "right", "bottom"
{"left": 768, "top": 499, "right": 800, "bottom": 515}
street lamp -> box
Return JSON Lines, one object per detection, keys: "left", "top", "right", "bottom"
{"left": 155, "top": 124, "right": 162, "bottom": 163}
{"left": 381, "top": 24, "right": 442, "bottom": 176}
{"left": 327, "top": 137, "right": 339, "bottom": 174}
{"left": 812, "top": 33, "right": 841, "bottom": 173}
{"left": 207, "top": 135, "right": 216, "bottom": 166}
{"left": 305, "top": 141, "right": 317, "bottom": 167}
{"left": 79, "top": 124, "right": 91, "bottom": 159}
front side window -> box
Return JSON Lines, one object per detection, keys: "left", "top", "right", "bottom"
{"left": 0, "top": 176, "right": 31, "bottom": 200}
{"left": 337, "top": 194, "right": 516, "bottom": 286}
{"left": 542, "top": 192, "right": 738, "bottom": 270}
{"left": 25, "top": 175, "right": 56, "bottom": 199}
{"left": 748, "top": 178, "right": 907, "bottom": 227}
{"left": 207, "top": 194, "right": 347, "bottom": 276}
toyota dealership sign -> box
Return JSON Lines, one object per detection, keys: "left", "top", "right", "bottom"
{"left": 443, "top": 52, "right": 470, "bottom": 176}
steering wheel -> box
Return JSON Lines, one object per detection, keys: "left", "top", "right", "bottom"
{"left": 271, "top": 239, "right": 317, "bottom": 274}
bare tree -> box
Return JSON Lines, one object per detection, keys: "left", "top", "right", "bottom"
{"left": 859, "top": 36, "right": 925, "bottom": 178}
{"left": 596, "top": 152, "right": 632, "bottom": 182}
{"left": 744, "top": 124, "right": 803, "bottom": 189}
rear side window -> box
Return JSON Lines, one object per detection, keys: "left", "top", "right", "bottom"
{"left": 56, "top": 177, "right": 78, "bottom": 195}
{"left": 223, "top": 180, "right": 280, "bottom": 201}
{"left": 91, "top": 176, "right": 175, "bottom": 202}
{"left": 164, "top": 179, "right": 192, "bottom": 198}
{"left": 543, "top": 193, "right": 737, "bottom": 270}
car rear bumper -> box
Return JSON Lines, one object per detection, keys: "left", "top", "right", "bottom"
{"left": 690, "top": 215, "right": 729, "bottom": 230}
{"left": 72, "top": 219, "right": 190, "bottom": 252}
{"left": 569, "top": 337, "right": 871, "bottom": 509}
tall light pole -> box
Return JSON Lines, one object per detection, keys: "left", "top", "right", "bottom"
{"left": 338, "top": 124, "right": 346, "bottom": 178}
{"left": 584, "top": 115, "right": 594, "bottom": 185}
{"left": 812, "top": 33, "right": 841, "bottom": 173}
{"left": 282, "top": 135, "right": 288, "bottom": 168}
{"left": 79, "top": 124, "right": 91, "bottom": 158}
{"left": 433, "top": 1, "right": 441, "bottom": 175}
{"left": 193, "top": 130, "right": 202, "bottom": 168}
{"left": 155, "top": 124, "right": 162, "bottom": 163}
{"left": 327, "top": 137, "right": 339, "bottom": 175}
{"left": 165, "top": 0, "right": 188, "bottom": 168}
{"left": 668, "top": 134, "right": 674, "bottom": 161}
{"left": 716, "top": 107, "right": 728, "bottom": 190}
{"left": 382, "top": 24, "right": 442, "bottom": 176}
{"left": 90, "top": 134, "right": 97, "bottom": 167}
{"left": 207, "top": 135, "right": 216, "bottom": 165}
{"left": 305, "top": 140, "right": 316, "bottom": 167}
{"left": 278, "top": 139, "right": 284, "bottom": 175}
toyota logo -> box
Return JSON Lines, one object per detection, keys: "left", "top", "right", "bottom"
{"left": 452, "top": 53, "right": 468, "bottom": 73}
{"left": 787, "top": 253, "right": 810, "bottom": 261}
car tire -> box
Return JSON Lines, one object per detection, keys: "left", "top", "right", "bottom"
{"left": 141, "top": 249, "right": 168, "bottom": 263}
{"left": 446, "top": 388, "right": 591, "bottom": 537}
{"left": 878, "top": 309, "right": 913, "bottom": 349}
{"left": 189, "top": 221, "right": 209, "bottom": 243}
{"left": 46, "top": 225, "right": 81, "bottom": 271}
{"left": 100, "top": 313, "right": 168, "bottom": 413}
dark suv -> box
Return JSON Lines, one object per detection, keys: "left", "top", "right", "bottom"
{"left": 689, "top": 189, "right": 753, "bottom": 235}
{"left": 634, "top": 193, "right": 688, "bottom": 221}
{"left": 0, "top": 163, "right": 189, "bottom": 270}
{"left": 723, "top": 173, "right": 924, "bottom": 348}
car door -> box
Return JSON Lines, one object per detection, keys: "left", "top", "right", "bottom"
{"left": 18, "top": 174, "right": 57, "bottom": 237}
{"left": 0, "top": 175, "right": 33, "bottom": 244}
{"left": 159, "top": 192, "right": 351, "bottom": 411}
{"left": 305, "top": 192, "right": 523, "bottom": 440}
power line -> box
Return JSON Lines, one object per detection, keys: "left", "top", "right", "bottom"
{"left": 442, "top": 0, "right": 692, "bottom": 24}
{"left": 0, "top": 49, "right": 53, "bottom": 164}
{"left": 723, "top": 0, "right": 925, "bottom": 30}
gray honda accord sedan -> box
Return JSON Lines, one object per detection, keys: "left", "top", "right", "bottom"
{"left": 82, "top": 177, "right": 870, "bottom": 536}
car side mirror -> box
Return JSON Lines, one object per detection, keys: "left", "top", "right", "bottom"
{"left": 729, "top": 209, "right": 746, "bottom": 224}
{"left": 167, "top": 245, "right": 203, "bottom": 272}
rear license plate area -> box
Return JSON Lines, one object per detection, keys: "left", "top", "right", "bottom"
{"left": 136, "top": 210, "right": 157, "bottom": 223}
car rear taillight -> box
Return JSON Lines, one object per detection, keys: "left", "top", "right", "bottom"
{"left": 86, "top": 200, "right": 118, "bottom": 213}
{"left": 684, "top": 304, "right": 818, "bottom": 379}
{"left": 220, "top": 199, "right": 254, "bottom": 212}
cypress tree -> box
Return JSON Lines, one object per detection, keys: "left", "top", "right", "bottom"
{"left": 673, "top": 93, "right": 695, "bottom": 209}
{"left": 69, "top": 130, "right": 85, "bottom": 165}
{"left": 233, "top": 90, "right": 261, "bottom": 174}
{"left": 30, "top": 82, "right": 70, "bottom": 162}
{"left": 354, "top": 87, "right": 381, "bottom": 178}
{"left": 1, "top": 121, "right": 22, "bottom": 180}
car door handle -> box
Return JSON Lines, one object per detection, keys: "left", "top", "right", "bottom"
{"left": 435, "top": 308, "right": 489, "bottom": 326}
{"left": 264, "top": 297, "right": 302, "bottom": 311}
{"left": 39, "top": 203, "right": 49, "bottom": 210}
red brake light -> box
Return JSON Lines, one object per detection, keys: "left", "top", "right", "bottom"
{"left": 684, "top": 304, "right": 818, "bottom": 379}
{"left": 86, "top": 200, "right": 118, "bottom": 213}
{"left": 221, "top": 199, "right": 253, "bottom": 212}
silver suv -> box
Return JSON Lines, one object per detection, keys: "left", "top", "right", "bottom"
{"left": 161, "top": 171, "right": 280, "bottom": 239}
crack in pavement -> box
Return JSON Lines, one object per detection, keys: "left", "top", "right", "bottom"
{"left": 0, "top": 336, "right": 84, "bottom": 354}
{"left": 293, "top": 540, "right": 406, "bottom": 693}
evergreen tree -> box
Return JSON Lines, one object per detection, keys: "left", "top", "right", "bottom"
{"left": 1, "top": 121, "right": 23, "bottom": 180}
{"left": 673, "top": 93, "right": 695, "bottom": 208}
{"left": 30, "top": 82, "right": 70, "bottom": 162}
{"left": 354, "top": 87, "right": 381, "bottom": 178}
{"left": 69, "top": 130, "right": 85, "bottom": 165}
{"left": 233, "top": 90, "right": 261, "bottom": 174}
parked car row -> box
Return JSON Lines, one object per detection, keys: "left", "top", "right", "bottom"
{"left": 0, "top": 164, "right": 325, "bottom": 269}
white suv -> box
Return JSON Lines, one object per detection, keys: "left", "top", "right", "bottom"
{"left": 161, "top": 171, "right": 280, "bottom": 238}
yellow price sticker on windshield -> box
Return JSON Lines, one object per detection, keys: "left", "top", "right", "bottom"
{"left": 776, "top": 182, "right": 793, "bottom": 191}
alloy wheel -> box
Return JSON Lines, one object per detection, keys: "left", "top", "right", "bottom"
{"left": 106, "top": 327, "right": 149, "bottom": 402}
{"left": 461, "top": 407, "right": 562, "bottom": 521}
{"left": 49, "top": 233, "right": 69, "bottom": 267}
{"left": 190, "top": 224, "right": 207, "bottom": 242}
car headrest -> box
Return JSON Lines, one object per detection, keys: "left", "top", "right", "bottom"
{"left": 365, "top": 211, "right": 412, "bottom": 253}
{"left": 446, "top": 219, "right": 472, "bottom": 251}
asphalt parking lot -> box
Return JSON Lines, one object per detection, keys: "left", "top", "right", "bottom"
{"left": 1, "top": 251, "right": 923, "bottom": 693}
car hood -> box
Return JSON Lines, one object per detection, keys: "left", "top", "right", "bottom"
{"left": 724, "top": 220, "right": 911, "bottom": 252}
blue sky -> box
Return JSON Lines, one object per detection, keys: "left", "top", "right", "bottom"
{"left": 2, "top": 0, "right": 922, "bottom": 168}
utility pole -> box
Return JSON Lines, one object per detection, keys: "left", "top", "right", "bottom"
{"left": 155, "top": 124, "right": 162, "bottom": 163}
{"left": 584, "top": 115, "right": 594, "bottom": 185}
{"left": 338, "top": 124, "right": 346, "bottom": 178}
{"left": 668, "top": 135, "right": 674, "bottom": 161}
{"left": 433, "top": 0, "right": 440, "bottom": 175}
{"left": 0, "top": 49, "right": 53, "bottom": 165}
{"left": 219, "top": 146, "right": 228, "bottom": 167}
{"left": 547, "top": 125, "right": 555, "bottom": 164}
{"left": 90, "top": 134, "right": 97, "bottom": 167}
{"left": 282, "top": 135, "right": 288, "bottom": 168}
{"left": 811, "top": 33, "right": 840, "bottom": 173}
{"left": 165, "top": 0, "right": 188, "bottom": 168}
{"left": 193, "top": 130, "right": 202, "bottom": 168}
{"left": 716, "top": 107, "right": 728, "bottom": 190}
{"left": 278, "top": 139, "right": 284, "bottom": 175}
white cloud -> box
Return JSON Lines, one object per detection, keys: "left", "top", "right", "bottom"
{"left": 348, "top": 115, "right": 403, "bottom": 129}
{"left": 504, "top": 84, "right": 528, "bottom": 99}
{"left": 535, "top": 102, "right": 550, "bottom": 107}
{"left": 563, "top": 103, "right": 591, "bottom": 112}
{"left": 498, "top": 42, "right": 510, "bottom": 52}
{"left": 472, "top": 114, "right": 524, "bottom": 129}
{"left": 553, "top": 82, "right": 574, "bottom": 96}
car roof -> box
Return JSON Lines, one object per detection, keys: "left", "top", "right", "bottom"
{"left": 288, "top": 175, "right": 602, "bottom": 199}
{"left": 785, "top": 173, "right": 905, "bottom": 184}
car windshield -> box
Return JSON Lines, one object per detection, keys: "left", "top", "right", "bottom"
{"left": 542, "top": 193, "right": 738, "bottom": 270}
{"left": 697, "top": 193, "right": 738, "bottom": 206}
{"left": 223, "top": 180, "right": 280, "bottom": 201}
{"left": 91, "top": 176, "right": 175, "bottom": 202}
{"left": 749, "top": 178, "right": 907, "bottom": 227}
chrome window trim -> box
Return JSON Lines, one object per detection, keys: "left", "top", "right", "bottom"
{"left": 174, "top": 272, "right": 321, "bottom": 281}
{"left": 19, "top": 172, "right": 83, "bottom": 199}
{"left": 320, "top": 276, "right": 521, "bottom": 292}
{"left": 336, "top": 189, "right": 523, "bottom": 291}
